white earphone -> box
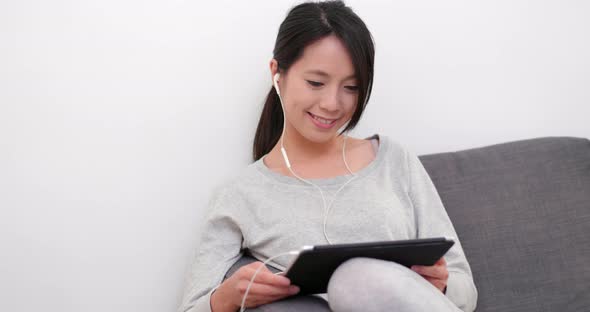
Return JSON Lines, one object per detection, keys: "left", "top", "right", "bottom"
{"left": 272, "top": 72, "right": 357, "bottom": 245}
{"left": 239, "top": 73, "right": 358, "bottom": 312}
{"left": 273, "top": 73, "right": 292, "bottom": 168}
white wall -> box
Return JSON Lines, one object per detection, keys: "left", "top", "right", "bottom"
{"left": 1, "top": 0, "right": 588, "bottom": 311}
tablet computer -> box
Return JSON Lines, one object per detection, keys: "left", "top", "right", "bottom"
{"left": 283, "top": 237, "right": 455, "bottom": 295}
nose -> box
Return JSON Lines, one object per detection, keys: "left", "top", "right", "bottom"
{"left": 318, "top": 87, "right": 341, "bottom": 113}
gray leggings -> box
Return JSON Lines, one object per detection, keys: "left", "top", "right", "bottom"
{"left": 225, "top": 256, "right": 461, "bottom": 312}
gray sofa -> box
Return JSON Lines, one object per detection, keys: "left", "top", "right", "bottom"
{"left": 223, "top": 136, "right": 590, "bottom": 311}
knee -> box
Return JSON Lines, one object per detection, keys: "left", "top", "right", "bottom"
{"left": 326, "top": 257, "right": 423, "bottom": 312}
{"left": 247, "top": 295, "right": 330, "bottom": 312}
{"left": 327, "top": 257, "right": 390, "bottom": 311}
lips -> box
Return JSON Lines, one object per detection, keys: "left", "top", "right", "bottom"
{"left": 307, "top": 112, "right": 337, "bottom": 124}
{"left": 307, "top": 112, "right": 338, "bottom": 129}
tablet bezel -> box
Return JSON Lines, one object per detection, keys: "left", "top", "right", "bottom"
{"left": 283, "top": 237, "right": 455, "bottom": 295}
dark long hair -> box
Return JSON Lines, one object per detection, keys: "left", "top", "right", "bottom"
{"left": 252, "top": 0, "right": 375, "bottom": 161}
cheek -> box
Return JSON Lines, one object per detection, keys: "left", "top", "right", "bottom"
{"left": 289, "top": 84, "right": 320, "bottom": 110}
{"left": 288, "top": 92, "right": 317, "bottom": 113}
{"left": 344, "top": 97, "right": 358, "bottom": 116}
{"left": 283, "top": 98, "right": 312, "bottom": 123}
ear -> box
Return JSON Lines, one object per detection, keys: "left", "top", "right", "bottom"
{"left": 269, "top": 58, "right": 279, "bottom": 84}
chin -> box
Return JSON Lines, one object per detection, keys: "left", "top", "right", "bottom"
{"left": 290, "top": 115, "right": 350, "bottom": 144}
{"left": 300, "top": 127, "right": 342, "bottom": 144}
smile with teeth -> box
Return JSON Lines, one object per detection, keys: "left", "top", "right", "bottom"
{"left": 308, "top": 112, "right": 337, "bottom": 125}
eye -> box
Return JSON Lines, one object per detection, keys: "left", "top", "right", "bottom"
{"left": 345, "top": 85, "right": 359, "bottom": 91}
{"left": 306, "top": 80, "right": 323, "bottom": 87}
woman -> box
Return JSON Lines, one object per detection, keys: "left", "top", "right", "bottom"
{"left": 178, "top": 1, "right": 477, "bottom": 311}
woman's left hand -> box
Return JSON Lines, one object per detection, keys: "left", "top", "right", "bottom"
{"left": 411, "top": 257, "right": 448, "bottom": 294}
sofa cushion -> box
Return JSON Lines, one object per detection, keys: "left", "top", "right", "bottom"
{"left": 419, "top": 137, "right": 590, "bottom": 311}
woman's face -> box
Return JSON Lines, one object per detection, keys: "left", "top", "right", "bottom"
{"left": 271, "top": 35, "right": 359, "bottom": 144}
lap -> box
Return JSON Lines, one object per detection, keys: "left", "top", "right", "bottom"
{"left": 225, "top": 255, "right": 460, "bottom": 312}
{"left": 327, "top": 257, "right": 461, "bottom": 312}
{"left": 246, "top": 295, "right": 330, "bottom": 312}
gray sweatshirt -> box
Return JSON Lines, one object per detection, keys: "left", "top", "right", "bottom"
{"left": 178, "top": 134, "right": 478, "bottom": 312}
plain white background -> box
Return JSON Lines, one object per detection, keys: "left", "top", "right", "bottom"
{"left": 1, "top": 0, "right": 588, "bottom": 311}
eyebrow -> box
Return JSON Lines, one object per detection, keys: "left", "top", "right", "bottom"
{"left": 304, "top": 69, "right": 356, "bottom": 80}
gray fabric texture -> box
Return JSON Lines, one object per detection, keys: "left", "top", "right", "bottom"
{"left": 223, "top": 136, "right": 590, "bottom": 311}
{"left": 418, "top": 136, "right": 590, "bottom": 311}
{"left": 223, "top": 253, "right": 462, "bottom": 312}
{"left": 177, "top": 134, "right": 477, "bottom": 312}
{"left": 326, "top": 257, "right": 461, "bottom": 312}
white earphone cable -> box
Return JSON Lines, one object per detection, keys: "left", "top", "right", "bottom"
{"left": 274, "top": 72, "right": 356, "bottom": 245}
{"left": 239, "top": 250, "right": 301, "bottom": 312}
{"left": 239, "top": 73, "right": 358, "bottom": 311}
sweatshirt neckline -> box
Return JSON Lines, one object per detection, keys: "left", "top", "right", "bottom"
{"left": 254, "top": 134, "right": 387, "bottom": 186}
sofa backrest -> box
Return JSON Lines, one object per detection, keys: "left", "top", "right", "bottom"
{"left": 419, "top": 136, "right": 590, "bottom": 311}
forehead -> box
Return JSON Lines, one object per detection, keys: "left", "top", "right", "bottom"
{"left": 291, "top": 35, "right": 355, "bottom": 79}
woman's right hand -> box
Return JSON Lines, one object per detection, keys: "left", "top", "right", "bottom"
{"left": 212, "top": 261, "right": 300, "bottom": 311}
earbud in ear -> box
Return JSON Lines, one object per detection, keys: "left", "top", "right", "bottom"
{"left": 273, "top": 73, "right": 281, "bottom": 96}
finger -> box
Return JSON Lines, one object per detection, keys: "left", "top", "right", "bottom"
{"left": 411, "top": 258, "right": 443, "bottom": 272}
{"left": 411, "top": 265, "right": 447, "bottom": 279}
{"left": 244, "top": 268, "right": 291, "bottom": 287}
{"left": 240, "top": 282, "right": 299, "bottom": 297}
{"left": 239, "top": 283, "right": 288, "bottom": 298}
{"left": 424, "top": 276, "right": 446, "bottom": 292}
{"left": 264, "top": 288, "right": 300, "bottom": 301}
{"left": 421, "top": 267, "right": 446, "bottom": 279}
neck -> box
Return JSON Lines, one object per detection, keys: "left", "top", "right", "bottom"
{"left": 276, "top": 125, "right": 346, "bottom": 164}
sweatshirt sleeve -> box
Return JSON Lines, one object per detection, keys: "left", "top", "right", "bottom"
{"left": 177, "top": 185, "right": 245, "bottom": 312}
{"left": 405, "top": 148, "right": 478, "bottom": 312}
